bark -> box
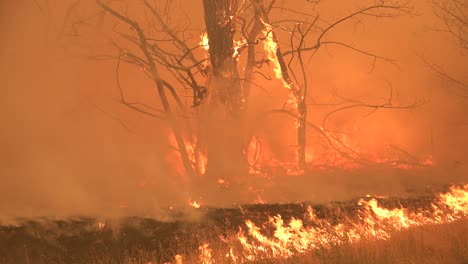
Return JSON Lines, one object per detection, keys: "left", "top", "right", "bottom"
{"left": 202, "top": 0, "right": 248, "bottom": 178}
{"left": 203, "top": 0, "right": 244, "bottom": 116}
{"left": 244, "top": 0, "right": 268, "bottom": 102}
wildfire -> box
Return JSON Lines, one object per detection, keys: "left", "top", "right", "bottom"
{"left": 244, "top": 131, "right": 433, "bottom": 179}
{"left": 230, "top": 184, "right": 468, "bottom": 261}
{"left": 169, "top": 185, "right": 468, "bottom": 263}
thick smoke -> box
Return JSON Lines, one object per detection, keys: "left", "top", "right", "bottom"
{"left": 0, "top": 0, "right": 467, "bottom": 223}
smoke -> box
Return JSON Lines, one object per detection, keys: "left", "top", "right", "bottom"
{"left": 0, "top": 0, "right": 467, "bottom": 223}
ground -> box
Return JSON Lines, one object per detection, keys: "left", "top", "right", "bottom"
{"left": 1, "top": 167, "right": 467, "bottom": 264}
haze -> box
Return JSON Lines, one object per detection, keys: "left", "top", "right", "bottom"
{"left": 0, "top": 0, "right": 466, "bottom": 222}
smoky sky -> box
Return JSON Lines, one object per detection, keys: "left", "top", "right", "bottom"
{"left": 0, "top": 0, "right": 467, "bottom": 222}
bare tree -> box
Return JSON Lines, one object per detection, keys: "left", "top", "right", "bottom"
{"left": 433, "top": 0, "right": 467, "bottom": 50}
{"left": 241, "top": 0, "right": 412, "bottom": 169}
{"left": 96, "top": 0, "right": 197, "bottom": 176}
{"left": 428, "top": 0, "right": 468, "bottom": 97}
{"left": 68, "top": 0, "right": 417, "bottom": 181}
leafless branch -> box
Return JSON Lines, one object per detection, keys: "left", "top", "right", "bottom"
{"left": 322, "top": 83, "right": 421, "bottom": 129}
{"left": 96, "top": 0, "right": 195, "bottom": 175}
{"left": 281, "top": 1, "right": 412, "bottom": 69}
{"left": 420, "top": 54, "right": 468, "bottom": 97}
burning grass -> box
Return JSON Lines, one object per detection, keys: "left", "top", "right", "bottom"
{"left": 256, "top": 220, "right": 468, "bottom": 264}
{"left": 0, "top": 184, "right": 467, "bottom": 264}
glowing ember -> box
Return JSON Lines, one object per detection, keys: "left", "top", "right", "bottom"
{"left": 174, "top": 254, "right": 183, "bottom": 264}
{"left": 217, "top": 178, "right": 230, "bottom": 188}
{"left": 97, "top": 222, "right": 106, "bottom": 230}
{"left": 190, "top": 201, "right": 201, "bottom": 209}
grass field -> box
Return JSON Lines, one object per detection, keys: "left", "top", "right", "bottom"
{"left": 3, "top": 219, "right": 468, "bottom": 264}
{"left": 2, "top": 183, "right": 467, "bottom": 264}
{"left": 269, "top": 220, "right": 468, "bottom": 264}
{"left": 105, "top": 220, "right": 468, "bottom": 264}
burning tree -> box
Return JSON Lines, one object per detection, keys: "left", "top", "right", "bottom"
{"left": 78, "top": 0, "right": 418, "bottom": 185}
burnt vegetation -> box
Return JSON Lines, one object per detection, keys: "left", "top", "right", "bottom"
{"left": 0, "top": 189, "right": 457, "bottom": 264}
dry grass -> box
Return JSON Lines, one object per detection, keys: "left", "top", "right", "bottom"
{"left": 4, "top": 220, "right": 467, "bottom": 263}
{"left": 259, "top": 220, "right": 468, "bottom": 264}
{"left": 115, "top": 220, "right": 468, "bottom": 264}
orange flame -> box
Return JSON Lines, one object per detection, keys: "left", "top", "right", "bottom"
{"left": 166, "top": 132, "right": 207, "bottom": 176}
{"left": 198, "top": 243, "right": 213, "bottom": 264}
{"left": 200, "top": 32, "right": 209, "bottom": 51}
{"left": 169, "top": 185, "right": 467, "bottom": 263}
{"left": 174, "top": 254, "right": 183, "bottom": 264}
{"left": 233, "top": 38, "right": 247, "bottom": 59}
{"left": 232, "top": 184, "right": 468, "bottom": 261}
{"left": 190, "top": 200, "right": 201, "bottom": 209}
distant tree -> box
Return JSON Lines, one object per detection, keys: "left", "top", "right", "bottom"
{"left": 427, "top": 0, "right": 467, "bottom": 97}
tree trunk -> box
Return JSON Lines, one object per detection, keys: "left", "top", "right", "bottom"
{"left": 252, "top": 0, "right": 307, "bottom": 169}
{"left": 297, "top": 99, "right": 307, "bottom": 168}
{"left": 202, "top": 0, "right": 248, "bottom": 179}
{"left": 203, "top": 0, "right": 244, "bottom": 117}
{"left": 244, "top": 0, "right": 267, "bottom": 103}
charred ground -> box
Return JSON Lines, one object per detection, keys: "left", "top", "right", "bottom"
{"left": 1, "top": 181, "right": 466, "bottom": 264}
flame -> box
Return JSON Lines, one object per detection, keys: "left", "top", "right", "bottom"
{"left": 245, "top": 130, "right": 432, "bottom": 178}
{"left": 226, "top": 247, "right": 237, "bottom": 262}
{"left": 174, "top": 254, "right": 183, "bottom": 264}
{"left": 261, "top": 19, "right": 283, "bottom": 83}
{"left": 169, "top": 121, "right": 432, "bottom": 181}
{"left": 247, "top": 136, "right": 262, "bottom": 175}
{"left": 97, "top": 222, "right": 106, "bottom": 230}
{"left": 166, "top": 132, "right": 207, "bottom": 176}
{"left": 200, "top": 32, "right": 209, "bottom": 51}
{"left": 233, "top": 38, "right": 247, "bottom": 59}
{"left": 198, "top": 243, "right": 213, "bottom": 264}
{"left": 184, "top": 138, "right": 207, "bottom": 175}
{"left": 190, "top": 200, "right": 201, "bottom": 209}
{"left": 168, "top": 185, "right": 468, "bottom": 263}
{"left": 230, "top": 184, "right": 468, "bottom": 261}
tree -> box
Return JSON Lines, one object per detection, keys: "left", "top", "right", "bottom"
{"left": 426, "top": 0, "right": 467, "bottom": 97}
{"left": 201, "top": 0, "right": 247, "bottom": 178}
{"left": 76, "top": 0, "right": 415, "bottom": 185}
